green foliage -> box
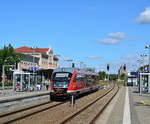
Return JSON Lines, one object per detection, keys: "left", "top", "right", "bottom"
{"left": 115, "top": 81, "right": 125, "bottom": 86}
{"left": 109, "top": 74, "right": 118, "bottom": 81}
{"left": 98, "top": 71, "right": 118, "bottom": 81}
{"left": 139, "top": 65, "right": 149, "bottom": 72}
{"left": 84, "top": 67, "right": 95, "bottom": 72}
{"left": 0, "top": 82, "right": 13, "bottom": 87}
{"left": 119, "top": 73, "right": 126, "bottom": 80}
{"left": 0, "top": 44, "right": 21, "bottom": 74}
{"left": 98, "top": 71, "right": 106, "bottom": 80}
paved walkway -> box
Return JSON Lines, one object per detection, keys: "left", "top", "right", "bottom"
{"left": 0, "top": 88, "right": 49, "bottom": 102}
{"left": 129, "top": 87, "right": 150, "bottom": 124}
{"left": 95, "top": 86, "right": 150, "bottom": 124}
{"left": 0, "top": 88, "right": 50, "bottom": 115}
{"left": 95, "top": 86, "right": 125, "bottom": 124}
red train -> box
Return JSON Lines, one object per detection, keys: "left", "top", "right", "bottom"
{"left": 50, "top": 67, "right": 99, "bottom": 98}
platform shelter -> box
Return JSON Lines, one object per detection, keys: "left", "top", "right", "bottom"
{"left": 139, "top": 73, "right": 150, "bottom": 93}
{"left": 13, "top": 70, "right": 31, "bottom": 91}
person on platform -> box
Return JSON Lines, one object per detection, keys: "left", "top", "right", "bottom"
{"left": 45, "top": 79, "right": 49, "bottom": 90}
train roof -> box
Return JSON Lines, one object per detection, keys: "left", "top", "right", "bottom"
{"left": 53, "top": 67, "right": 78, "bottom": 73}
{"left": 53, "top": 67, "right": 98, "bottom": 76}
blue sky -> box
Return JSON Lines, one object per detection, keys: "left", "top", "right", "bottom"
{"left": 0, "top": 0, "right": 150, "bottom": 73}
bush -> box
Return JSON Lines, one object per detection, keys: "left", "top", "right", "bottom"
{"left": 115, "top": 81, "right": 125, "bottom": 86}
{"left": 0, "top": 82, "right": 13, "bottom": 87}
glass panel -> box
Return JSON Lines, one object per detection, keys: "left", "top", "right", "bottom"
{"left": 53, "top": 72, "right": 72, "bottom": 88}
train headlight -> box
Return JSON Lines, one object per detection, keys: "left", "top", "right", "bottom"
{"left": 64, "top": 84, "right": 68, "bottom": 88}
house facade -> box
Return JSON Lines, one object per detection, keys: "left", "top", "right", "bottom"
{"left": 14, "top": 46, "right": 59, "bottom": 79}
{"left": 118, "top": 64, "right": 127, "bottom": 76}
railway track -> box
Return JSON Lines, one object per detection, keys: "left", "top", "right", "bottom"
{"left": 59, "top": 85, "right": 119, "bottom": 124}
{"left": 3, "top": 85, "right": 115, "bottom": 124}
{"left": 0, "top": 100, "right": 65, "bottom": 124}
{"left": 0, "top": 87, "right": 106, "bottom": 124}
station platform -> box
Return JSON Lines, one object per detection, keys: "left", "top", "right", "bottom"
{"left": 95, "top": 86, "right": 150, "bottom": 124}
{"left": 0, "top": 89, "right": 50, "bottom": 103}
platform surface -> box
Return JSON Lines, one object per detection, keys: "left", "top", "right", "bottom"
{"left": 95, "top": 86, "right": 150, "bottom": 124}
{"left": 0, "top": 89, "right": 50, "bottom": 103}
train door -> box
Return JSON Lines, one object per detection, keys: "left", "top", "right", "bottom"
{"left": 86, "top": 75, "right": 93, "bottom": 87}
{"left": 74, "top": 73, "right": 85, "bottom": 89}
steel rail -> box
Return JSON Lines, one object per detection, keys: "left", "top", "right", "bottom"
{"left": 1, "top": 87, "right": 105, "bottom": 124}
{"left": 90, "top": 85, "right": 119, "bottom": 124}
{"left": 0, "top": 101, "right": 53, "bottom": 118}
{"left": 59, "top": 85, "right": 116, "bottom": 124}
{"left": 0, "top": 101, "right": 66, "bottom": 124}
{"left": 1, "top": 85, "right": 113, "bottom": 124}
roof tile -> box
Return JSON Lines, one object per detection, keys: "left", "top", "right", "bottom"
{"left": 14, "top": 46, "right": 49, "bottom": 53}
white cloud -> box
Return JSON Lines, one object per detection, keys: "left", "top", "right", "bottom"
{"left": 136, "top": 7, "right": 150, "bottom": 24}
{"left": 86, "top": 56, "right": 102, "bottom": 59}
{"left": 129, "top": 37, "right": 139, "bottom": 41}
{"left": 108, "top": 32, "right": 126, "bottom": 39}
{"left": 121, "top": 54, "right": 137, "bottom": 60}
{"left": 96, "top": 39, "right": 120, "bottom": 45}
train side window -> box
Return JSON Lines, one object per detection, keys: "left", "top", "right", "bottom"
{"left": 91, "top": 75, "right": 96, "bottom": 83}
{"left": 74, "top": 73, "right": 85, "bottom": 82}
{"left": 86, "top": 75, "right": 95, "bottom": 86}
{"left": 74, "top": 75, "right": 77, "bottom": 82}
{"left": 74, "top": 74, "right": 81, "bottom": 82}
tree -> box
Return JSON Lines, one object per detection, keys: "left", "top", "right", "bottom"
{"left": 139, "top": 65, "right": 149, "bottom": 72}
{"left": 109, "top": 74, "right": 118, "bottom": 81}
{"left": 0, "top": 44, "right": 20, "bottom": 76}
{"left": 98, "top": 71, "right": 106, "bottom": 80}
{"left": 85, "top": 67, "right": 95, "bottom": 72}
{"left": 120, "top": 73, "right": 126, "bottom": 80}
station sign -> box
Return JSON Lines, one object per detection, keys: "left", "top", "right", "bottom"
{"left": 144, "top": 67, "right": 149, "bottom": 72}
{"left": 28, "top": 67, "right": 39, "bottom": 71}
{"left": 130, "top": 72, "right": 138, "bottom": 76}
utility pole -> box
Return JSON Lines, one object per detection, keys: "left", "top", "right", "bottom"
{"left": 2, "top": 65, "right": 15, "bottom": 90}
{"left": 32, "top": 46, "right": 36, "bottom": 86}
{"left": 145, "top": 45, "right": 150, "bottom": 72}
{"left": 140, "top": 54, "right": 147, "bottom": 72}
{"left": 2, "top": 66, "right": 5, "bottom": 90}
{"left": 107, "top": 64, "right": 110, "bottom": 82}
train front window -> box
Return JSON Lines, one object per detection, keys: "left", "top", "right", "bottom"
{"left": 53, "top": 72, "right": 72, "bottom": 88}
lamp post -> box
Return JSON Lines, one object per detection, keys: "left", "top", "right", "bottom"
{"left": 2, "top": 65, "right": 5, "bottom": 90}
{"left": 31, "top": 46, "right": 36, "bottom": 67}
{"left": 145, "top": 45, "right": 150, "bottom": 72}
{"left": 31, "top": 46, "right": 36, "bottom": 87}
{"left": 2, "top": 65, "right": 15, "bottom": 90}
{"left": 140, "top": 53, "right": 147, "bottom": 65}
{"left": 137, "top": 59, "right": 143, "bottom": 72}
{"left": 140, "top": 54, "right": 147, "bottom": 72}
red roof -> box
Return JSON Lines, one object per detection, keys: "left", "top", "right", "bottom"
{"left": 14, "top": 46, "right": 49, "bottom": 53}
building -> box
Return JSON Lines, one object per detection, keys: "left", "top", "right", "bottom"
{"left": 14, "top": 46, "right": 59, "bottom": 79}
{"left": 118, "top": 64, "right": 127, "bottom": 76}
{"left": 127, "top": 72, "right": 138, "bottom": 86}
